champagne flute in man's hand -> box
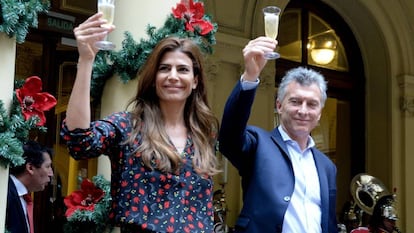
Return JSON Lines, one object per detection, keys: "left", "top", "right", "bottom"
{"left": 263, "top": 6, "right": 281, "bottom": 60}
{"left": 95, "top": 0, "right": 115, "bottom": 50}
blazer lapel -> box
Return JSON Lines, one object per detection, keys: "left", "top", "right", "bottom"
{"left": 270, "top": 128, "right": 291, "bottom": 160}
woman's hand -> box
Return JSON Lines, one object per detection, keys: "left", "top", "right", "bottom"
{"left": 73, "top": 12, "right": 115, "bottom": 60}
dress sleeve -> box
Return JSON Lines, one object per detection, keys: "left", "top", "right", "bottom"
{"left": 60, "top": 111, "right": 131, "bottom": 160}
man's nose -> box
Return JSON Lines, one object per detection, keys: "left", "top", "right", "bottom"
{"left": 298, "top": 102, "right": 309, "bottom": 114}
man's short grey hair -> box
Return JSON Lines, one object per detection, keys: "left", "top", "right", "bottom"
{"left": 277, "top": 67, "right": 328, "bottom": 107}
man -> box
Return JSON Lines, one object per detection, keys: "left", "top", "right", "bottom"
{"left": 219, "top": 37, "right": 337, "bottom": 233}
{"left": 6, "top": 140, "right": 54, "bottom": 233}
{"left": 368, "top": 195, "right": 400, "bottom": 233}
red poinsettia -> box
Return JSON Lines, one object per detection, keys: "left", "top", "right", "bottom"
{"left": 15, "top": 76, "right": 57, "bottom": 126}
{"left": 172, "top": 0, "right": 214, "bottom": 35}
{"left": 64, "top": 179, "right": 105, "bottom": 217}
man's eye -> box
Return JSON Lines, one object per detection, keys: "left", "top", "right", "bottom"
{"left": 308, "top": 101, "right": 319, "bottom": 108}
{"left": 290, "top": 99, "right": 299, "bottom": 105}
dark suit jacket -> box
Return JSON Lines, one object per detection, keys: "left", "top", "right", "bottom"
{"left": 219, "top": 82, "right": 338, "bottom": 233}
{"left": 6, "top": 177, "right": 30, "bottom": 233}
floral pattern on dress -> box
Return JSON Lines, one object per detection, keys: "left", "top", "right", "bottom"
{"left": 61, "top": 111, "right": 214, "bottom": 233}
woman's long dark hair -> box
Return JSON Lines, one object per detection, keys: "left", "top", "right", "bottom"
{"left": 125, "top": 37, "right": 220, "bottom": 175}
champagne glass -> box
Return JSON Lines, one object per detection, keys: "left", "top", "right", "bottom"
{"left": 95, "top": 0, "right": 116, "bottom": 50}
{"left": 262, "top": 6, "right": 281, "bottom": 59}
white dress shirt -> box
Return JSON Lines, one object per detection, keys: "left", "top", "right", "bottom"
{"left": 278, "top": 126, "right": 322, "bottom": 233}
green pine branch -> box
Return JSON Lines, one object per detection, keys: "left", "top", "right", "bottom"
{"left": 0, "top": 0, "right": 50, "bottom": 43}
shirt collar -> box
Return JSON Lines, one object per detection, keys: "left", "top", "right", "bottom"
{"left": 277, "top": 125, "right": 315, "bottom": 149}
{"left": 10, "top": 175, "right": 29, "bottom": 197}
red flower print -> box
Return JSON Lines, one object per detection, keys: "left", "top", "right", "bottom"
{"left": 198, "top": 221, "right": 204, "bottom": 229}
{"left": 63, "top": 179, "right": 105, "bottom": 217}
{"left": 184, "top": 226, "right": 190, "bottom": 233}
{"left": 170, "top": 216, "right": 175, "bottom": 223}
{"left": 167, "top": 225, "right": 174, "bottom": 233}
{"left": 160, "top": 174, "right": 166, "bottom": 181}
{"left": 139, "top": 188, "right": 145, "bottom": 195}
{"left": 172, "top": 0, "right": 214, "bottom": 35}
{"left": 164, "top": 201, "right": 170, "bottom": 208}
{"left": 143, "top": 205, "right": 149, "bottom": 213}
{"left": 15, "top": 76, "right": 57, "bottom": 126}
{"left": 158, "top": 188, "right": 165, "bottom": 195}
{"left": 133, "top": 196, "right": 140, "bottom": 203}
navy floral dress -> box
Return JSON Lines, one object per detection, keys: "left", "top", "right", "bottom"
{"left": 61, "top": 111, "right": 214, "bottom": 233}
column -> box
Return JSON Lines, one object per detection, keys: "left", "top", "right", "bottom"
{"left": 0, "top": 32, "right": 17, "bottom": 233}
{"left": 398, "top": 74, "right": 414, "bottom": 232}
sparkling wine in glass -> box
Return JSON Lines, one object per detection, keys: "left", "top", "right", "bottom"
{"left": 95, "top": 0, "right": 115, "bottom": 50}
{"left": 263, "top": 6, "right": 281, "bottom": 59}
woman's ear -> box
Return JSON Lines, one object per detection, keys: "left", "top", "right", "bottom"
{"left": 193, "top": 75, "right": 199, "bottom": 89}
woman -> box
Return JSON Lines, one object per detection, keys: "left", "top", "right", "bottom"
{"left": 61, "top": 13, "right": 220, "bottom": 233}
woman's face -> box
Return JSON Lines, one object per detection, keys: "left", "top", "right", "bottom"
{"left": 155, "top": 50, "right": 198, "bottom": 105}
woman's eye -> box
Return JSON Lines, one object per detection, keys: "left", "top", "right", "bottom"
{"left": 158, "top": 65, "right": 169, "bottom": 71}
{"left": 178, "top": 67, "right": 190, "bottom": 72}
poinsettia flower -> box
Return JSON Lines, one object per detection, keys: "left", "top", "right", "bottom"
{"left": 15, "top": 76, "right": 57, "bottom": 126}
{"left": 172, "top": 0, "right": 214, "bottom": 35}
{"left": 64, "top": 179, "right": 105, "bottom": 217}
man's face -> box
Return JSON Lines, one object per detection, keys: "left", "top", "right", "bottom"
{"left": 28, "top": 152, "right": 53, "bottom": 192}
{"left": 276, "top": 81, "right": 323, "bottom": 142}
{"left": 382, "top": 218, "right": 396, "bottom": 233}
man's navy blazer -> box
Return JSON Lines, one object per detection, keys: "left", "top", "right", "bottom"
{"left": 219, "top": 82, "right": 338, "bottom": 233}
{"left": 6, "top": 177, "right": 30, "bottom": 233}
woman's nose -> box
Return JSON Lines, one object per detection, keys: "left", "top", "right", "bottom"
{"left": 167, "top": 67, "right": 179, "bottom": 80}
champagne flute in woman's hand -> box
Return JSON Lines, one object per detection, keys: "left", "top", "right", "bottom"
{"left": 95, "top": 0, "right": 115, "bottom": 50}
{"left": 262, "top": 6, "right": 281, "bottom": 59}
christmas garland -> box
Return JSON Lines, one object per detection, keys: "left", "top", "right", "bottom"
{"left": 0, "top": 77, "right": 56, "bottom": 168}
{"left": 63, "top": 175, "right": 112, "bottom": 233}
{"left": 91, "top": 0, "right": 217, "bottom": 104}
{"left": 0, "top": 0, "right": 50, "bottom": 43}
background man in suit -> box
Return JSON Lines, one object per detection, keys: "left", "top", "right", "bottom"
{"left": 219, "top": 36, "right": 337, "bottom": 233}
{"left": 6, "top": 140, "right": 54, "bottom": 233}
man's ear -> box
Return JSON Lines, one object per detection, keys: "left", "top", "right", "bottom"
{"left": 26, "top": 163, "right": 35, "bottom": 175}
{"left": 276, "top": 100, "right": 282, "bottom": 114}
